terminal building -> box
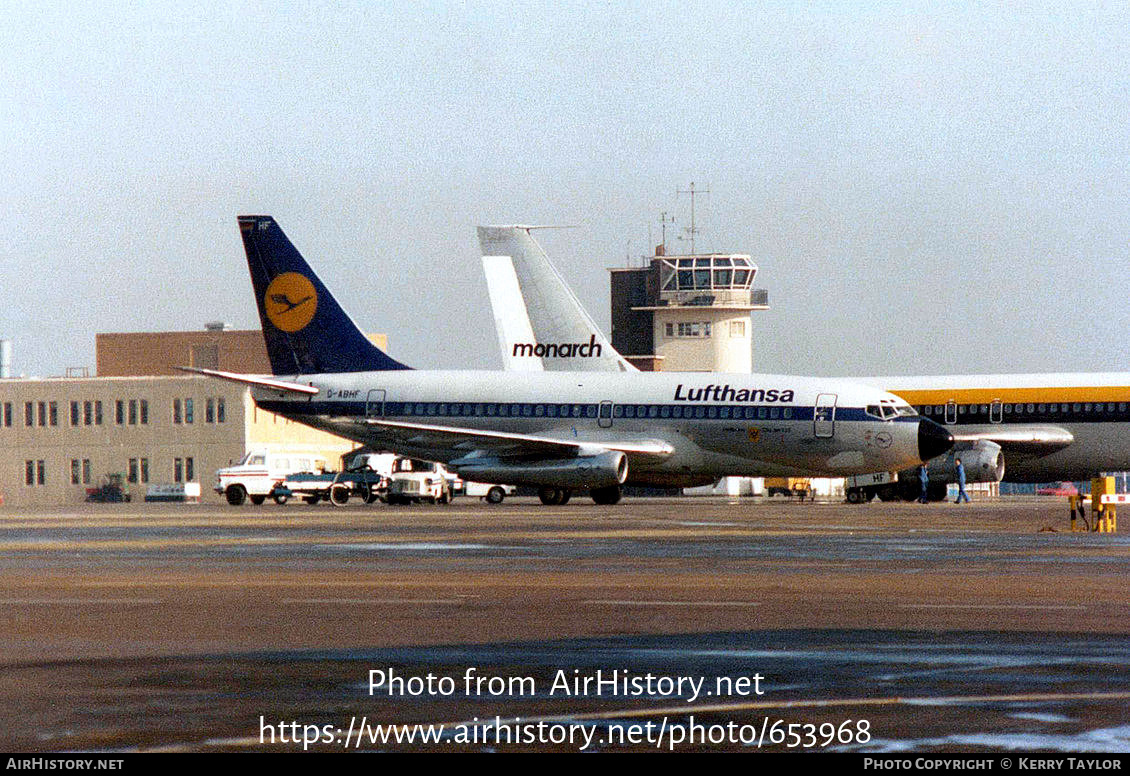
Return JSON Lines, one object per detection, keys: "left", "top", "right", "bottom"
{"left": 0, "top": 327, "right": 385, "bottom": 507}
{"left": 609, "top": 249, "right": 769, "bottom": 373}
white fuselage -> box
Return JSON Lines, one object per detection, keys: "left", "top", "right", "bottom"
{"left": 253, "top": 369, "right": 932, "bottom": 488}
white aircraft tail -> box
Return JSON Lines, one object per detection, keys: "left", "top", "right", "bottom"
{"left": 476, "top": 226, "right": 636, "bottom": 373}
{"left": 482, "top": 255, "right": 543, "bottom": 372}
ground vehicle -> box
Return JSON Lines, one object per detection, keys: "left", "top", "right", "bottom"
{"left": 453, "top": 479, "right": 517, "bottom": 504}
{"left": 215, "top": 450, "right": 327, "bottom": 505}
{"left": 86, "top": 473, "right": 131, "bottom": 503}
{"left": 277, "top": 452, "right": 394, "bottom": 505}
{"left": 764, "top": 477, "right": 812, "bottom": 500}
{"left": 1036, "top": 481, "right": 1079, "bottom": 497}
{"left": 386, "top": 458, "right": 454, "bottom": 505}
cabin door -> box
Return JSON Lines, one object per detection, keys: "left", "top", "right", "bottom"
{"left": 814, "top": 394, "right": 837, "bottom": 438}
{"left": 365, "top": 389, "right": 385, "bottom": 418}
{"left": 598, "top": 400, "right": 614, "bottom": 428}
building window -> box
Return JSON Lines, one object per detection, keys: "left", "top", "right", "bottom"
{"left": 184, "top": 398, "right": 193, "bottom": 424}
{"left": 49, "top": 401, "right": 58, "bottom": 426}
{"left": 82, "top": 459, "right": 91, "bottom": 485}
{"left": 95, "top": 401, "right": 103, "bottom": 425}
{"left": 173, "top": 398, "right": 181, "bottom": 424}
{"left": 206, "top": 398, "right": 214, "bottom": 423}
{"left": 25, "top": 402, "right": 33, "bottom": 427}
{"left": 217, "top": 398, "right": 225, "bottom": 423}
{"left": 71, "top": 459, "right": 81, "bottom": 485}
{"left": 116, "top": 400, "right": 124, "bottom": 425}
{"left": 174, "top": 457, "right": 195, "bottom": 482}
{"left": 730, "top": 320, "right": 746, "bottom": 338}
{"left": 84, "top": 400, "right": 93, "bottom": 426}
{"left": 3, "top": 402, "right": 11, "bottom": 427}
{"left": 128, "top": 458, "right": 149, "bottom": 483}
{"left": 665, "top": 323, "right": 674, "bottom": 338}
{"left": 25, "top": 459, "right": 48, "bottom": 485}
{"left": 129, "top": 400, "right": 138, "bottom": 425}
{"left": 71, "top": 401, "right": 80, "bottom": 426}
{"left": 140, "top": 400, "right": 148, "bottom": 425}
{"left": 37, "top": 401, "right": 46, "bottom": 427}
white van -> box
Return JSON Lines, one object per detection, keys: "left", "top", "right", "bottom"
{"left": 215, "top": 450, "right": 327, "bottom": 505}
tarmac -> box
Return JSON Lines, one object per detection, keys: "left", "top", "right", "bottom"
{"left": 2, "top": 496, "right": 1129, "bottom": 752}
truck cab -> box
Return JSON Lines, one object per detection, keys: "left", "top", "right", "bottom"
{"left": 385, "top": 458, "right": 454, "bottom": 505}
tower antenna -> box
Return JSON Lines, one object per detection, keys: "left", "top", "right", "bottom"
{"left": 676, "top": 182, "right": 710, "bottom": 254}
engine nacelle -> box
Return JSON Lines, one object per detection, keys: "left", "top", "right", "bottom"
{"left": 451, "top": 450, "right": 628, "bottom": 489}
{"left": 901, "top": 439, "right": 1004, "bottom": 485}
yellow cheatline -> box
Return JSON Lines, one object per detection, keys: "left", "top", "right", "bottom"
{"left": 893, "top": 386, "right": 1130, "bottom": 406}
{"left": 264, "top": 272, "right": 318, "bottom": 332}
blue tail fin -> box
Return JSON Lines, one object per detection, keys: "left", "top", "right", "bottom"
{"left": 238, "top": 215, "right": 411, "bottom": 374}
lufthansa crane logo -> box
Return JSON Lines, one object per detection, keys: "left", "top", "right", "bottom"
{"left": 264, "top": 272, "right": 317, "bottom": 332}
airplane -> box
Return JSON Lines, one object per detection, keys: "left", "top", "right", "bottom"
{"left": 185, "top": 215, "right": 952, "bottom": 507}
{"left": 477, "top": 226, "right": 1130, "bottom": 501}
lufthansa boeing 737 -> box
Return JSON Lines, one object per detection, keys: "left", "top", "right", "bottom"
{"left": 479, "top": 225, "right": 1130, "bottom": 501}
{"left": 186, "top": 216, "right": 952, "bottom": 506}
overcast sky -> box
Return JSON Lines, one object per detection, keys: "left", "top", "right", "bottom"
{"left": 2, "top": 1, "right": 1127, "bottom": 378}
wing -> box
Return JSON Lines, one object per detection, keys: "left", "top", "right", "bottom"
{"left": 356, "top": 417, "right": 674, "bottom": 464}
{"left": 952, "top": 425, "right": 1074, "bottom": 459}
{"left": 175, "top": 366, "right": 319, "bottom": 396}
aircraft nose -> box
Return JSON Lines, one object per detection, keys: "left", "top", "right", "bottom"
{"left": 917, "top": 418, "right": 954, "bottom": 462}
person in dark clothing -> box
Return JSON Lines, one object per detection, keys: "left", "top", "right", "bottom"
{"left": 918, "top": 464, "right": 929, "bottom": 503}
{"left": 954, "top": 457, "right": 970, "bottom": 503}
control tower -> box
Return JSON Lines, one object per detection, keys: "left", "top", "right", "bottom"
{"left": 609, "top": 248, "right": 769, "bottom": 373}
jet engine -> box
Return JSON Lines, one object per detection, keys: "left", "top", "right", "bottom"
{"left": 900, "top": 439, "right": 1004, "bottom": 486}
{"left": 451, "top": 450, "right": 628, "bottom": 489}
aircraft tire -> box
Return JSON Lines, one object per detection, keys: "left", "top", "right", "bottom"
{"left": 538, "top": 487, "right": 564, "bottom": 506}
{"left": 590, "top": 485, "right": 622, "bottom": 505}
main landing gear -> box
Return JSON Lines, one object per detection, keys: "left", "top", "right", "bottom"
{"left": 538, "top": 484, "right": 624, "bottom": 505}
{"left": 590, "top": 485, "right": 622, "bottom": 505}
{"left": 538, "top": 486, "right": 572, "bottom": 505}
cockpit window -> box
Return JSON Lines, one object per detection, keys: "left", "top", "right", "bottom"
{"left": 866, "top": 400, "right": 917, "bottom": 421}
